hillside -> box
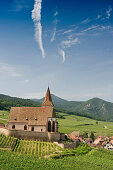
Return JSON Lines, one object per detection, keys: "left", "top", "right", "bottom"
{"left": 1, "top": 93, "right": 113, "bottom": 122}
{"left": 32, "top": 95, "right": 113, "bottom": 122}
{"left": 0, "top": 94, "right": 41, "bottom": 111}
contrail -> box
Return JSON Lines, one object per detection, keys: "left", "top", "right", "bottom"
{"left": 51, "top": 11, "right": 58, "bottom": 42}
{"left": 59, "top": 49, "right": 66, "bottom": 63}
{"left": 32, "top": 0, "right": 45, "bottom": 58}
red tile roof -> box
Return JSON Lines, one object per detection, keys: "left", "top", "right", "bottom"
{"left": 42, "top": 87, "right": 54, "bottom": 107}
{"left": 8, "top": 107, "right": 56, "bottom": 126}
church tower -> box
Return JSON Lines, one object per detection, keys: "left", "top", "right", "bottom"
{"left": 42, "top": 87, "right": 54, "bottom": 107}
{"left": 42, "top": 87, "right": 58, "bottom": 132}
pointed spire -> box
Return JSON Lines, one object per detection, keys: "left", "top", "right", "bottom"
{"left": 42, "top": 87, "right": 54, "bottom": 107}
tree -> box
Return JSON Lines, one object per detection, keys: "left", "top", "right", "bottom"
{"left": 90, "top": 132, "right": 95, "bottom": 141}
{"left": 83, "top": 132, "right": 88, "bottom": 138}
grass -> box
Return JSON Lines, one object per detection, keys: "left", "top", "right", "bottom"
{"left": 57, "top": 112, "right": 113, "bottom": 136}
{"left": 0, "top": 147, "right": 113, "bottom": 169}
{"left": 0, "top": 110, "right": 9, "bottom": 124}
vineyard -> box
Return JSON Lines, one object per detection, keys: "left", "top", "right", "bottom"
{"left": 0, "top": 133, "right": 62, "bottom": 157}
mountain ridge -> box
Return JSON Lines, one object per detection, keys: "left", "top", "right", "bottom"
{"left": 1, "top": 93, "right": 113, "bottom": 122}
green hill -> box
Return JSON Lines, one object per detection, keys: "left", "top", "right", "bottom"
{"left": 32, "top": 95, "right": 113, "bottom": 122}
{"left": 0, "top": 94, "right": 41, "bottom": 111}
{"left": 1, "top": 93, "right": 113, "bottom": 122}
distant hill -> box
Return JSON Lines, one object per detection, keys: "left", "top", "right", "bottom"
{"left": 1, "top": 93, "right": 113, "bottom": 122}
{"left": 0, "top": 94, "right": 41, "bottom": 111}
{"left": 32, "top": 94, "right": 113, "bottom": 122}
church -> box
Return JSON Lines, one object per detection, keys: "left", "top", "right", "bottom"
{"left": 7, "top": 88, "right": 63, "bottom": 141}
{"left": 8, "top": 87, "right": 58, "bottom": 133}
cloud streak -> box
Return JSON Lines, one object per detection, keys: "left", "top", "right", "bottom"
{"left": 61, "top": 37, "right": 79, "bottom": 48}
{"left": 59, "top": 49, "right": 66, "bottom": 63}
{"left": 51, "top": 11, "right": 58, "bottom": 42}
{"left": 32, "top": 0, "right": 45, "bottom": 58}
{"left": 106, "top": 7, "right": 112, "bottom": 19}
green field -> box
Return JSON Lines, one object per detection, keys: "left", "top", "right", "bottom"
{"left": 0, "top": 145, "right": 113, "bottom": 169}
{"left": 0, "top": 110, "right": 9, "bottom": 124}
{"left": 57, "top": 112, "right": 113, "bottom": 136}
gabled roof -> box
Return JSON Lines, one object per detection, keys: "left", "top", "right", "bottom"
{"left": 42, "top": 87, "right": 54, "bottom": 107}
{"left": 8, "top": 107, "right": 56, "bottom": 125}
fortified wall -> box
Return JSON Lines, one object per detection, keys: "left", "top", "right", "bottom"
{"left": 8, "top": 130, "right": 61, "bottom": 142}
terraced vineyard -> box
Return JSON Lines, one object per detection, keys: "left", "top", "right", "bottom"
{"left": 0, "top": 134, "right": 62, "bottom": 157}
{"left": 0, "top": 134, "right": 15, "bottom": 150}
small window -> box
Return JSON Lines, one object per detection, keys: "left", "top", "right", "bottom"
{"left": 41, "top": 129, "right": 43, "bottom": 132}
{"left": 26, "top": 117, "right": 28, "bottom": 120}
{"left": 31, "top": 126, "right": 34, "bottom": 131}
{"left": 14, "top": 117, "right": 17, "bottom": 120}
{"left": 24, "top": 125, "right": 27, "bottom": 130}
{"left": 12, "top": 125, "right": 15, "bottom": 129}
{"left": 35, "top": 118, "right": 37, "bottom": 120}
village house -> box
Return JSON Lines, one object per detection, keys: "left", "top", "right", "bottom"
{"left": 7, "top": 87, "right": 63, "bottom": 141}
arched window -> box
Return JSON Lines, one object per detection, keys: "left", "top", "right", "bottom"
{"left": 48, "top": 120, "right": 51, "bottom": 132}
{"left": 52, "top": 121, "right": 55, "bottom": 132}
{"left": 12, "top": 125, "right": 15, "bottom": 129}
{"left": 24, "top": 125, "right": 27, "bottom": 130}
{"left": 41, "top": 129, "right": 43, "bottom": 132}
{"left": 31, "top": 126, "right": 34, "bottom": 131}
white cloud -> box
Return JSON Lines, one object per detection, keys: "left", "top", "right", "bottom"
{"left": 81, "top": 18, "right": 90, "bottom": 24}
{"left": 59, "top": 49, "right": 66, "bottom": 63}
{"left": 106, "top": 7, "right": 112, "bottom": 19}
{"left": 32, "top": 0, "right": 45, "bottom": 58}
{"left": 51, "top": 12, "right": 58, "bottom": 42}
{"left": 51, "top": 27, "right": 56, "bottom": 42}
{"left": 61, "top": 37, "right": 79, "bottom": 48}
{"left": 24, "top": 79, "right": 30, "bottom": 83}
{"left": 81, "top": 25, "right": 99, "bottom": 33}
{"left": 54, "top": 11, "right": 58, "bottom": 16}
{"left": 0, "top": 62, "right": 22, "bottom": 77}
{"left": 96, "top": 15, "right": 102, "bottom": 20}
{"left": 63, "top": 29, "right": 73, "bottom": 34}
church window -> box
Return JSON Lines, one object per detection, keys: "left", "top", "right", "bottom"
{"left": 48, "top": 120, "right": 51, "bottom": 132}
{"left": 31, "top": 126, "right": 34, "bottom": 131}
{"left": 12, "top": 125, "right": 15, "bottom": 129}
{"left": 26, "top": 117, "right": 28, "bottom": 120}
{"left": 24, "top": 125, "right": 27, "bottom": 130}
{"left": 52, "top": 121, "right": 55, "bottom": 132}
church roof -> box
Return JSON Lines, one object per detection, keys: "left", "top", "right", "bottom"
{"left": 42, "top": 87, "right": 54, "bottom": 107}
{"left": 8, "top": 107, "right": 55, "bottom": 126}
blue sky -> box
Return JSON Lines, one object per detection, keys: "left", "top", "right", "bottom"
{"left": 0, "top": 0, "right": 113, "bottom": 101}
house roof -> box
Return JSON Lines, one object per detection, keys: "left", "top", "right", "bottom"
{"left": 8, "top": 107, "right": 55, "bottom": 126}
{"left": 42, "top": 87, "right": 54, "bottom": 107}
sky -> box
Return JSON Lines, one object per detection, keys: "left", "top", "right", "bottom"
{"left": 0, "top": 0, "right": 113, "bottom": 102}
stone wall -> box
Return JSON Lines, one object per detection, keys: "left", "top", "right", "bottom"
{"left": 54, "top": 140, "right": 80, "bottom": 149}
{"left": 8, "top": 130, "right": 61, "bottom": 142}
